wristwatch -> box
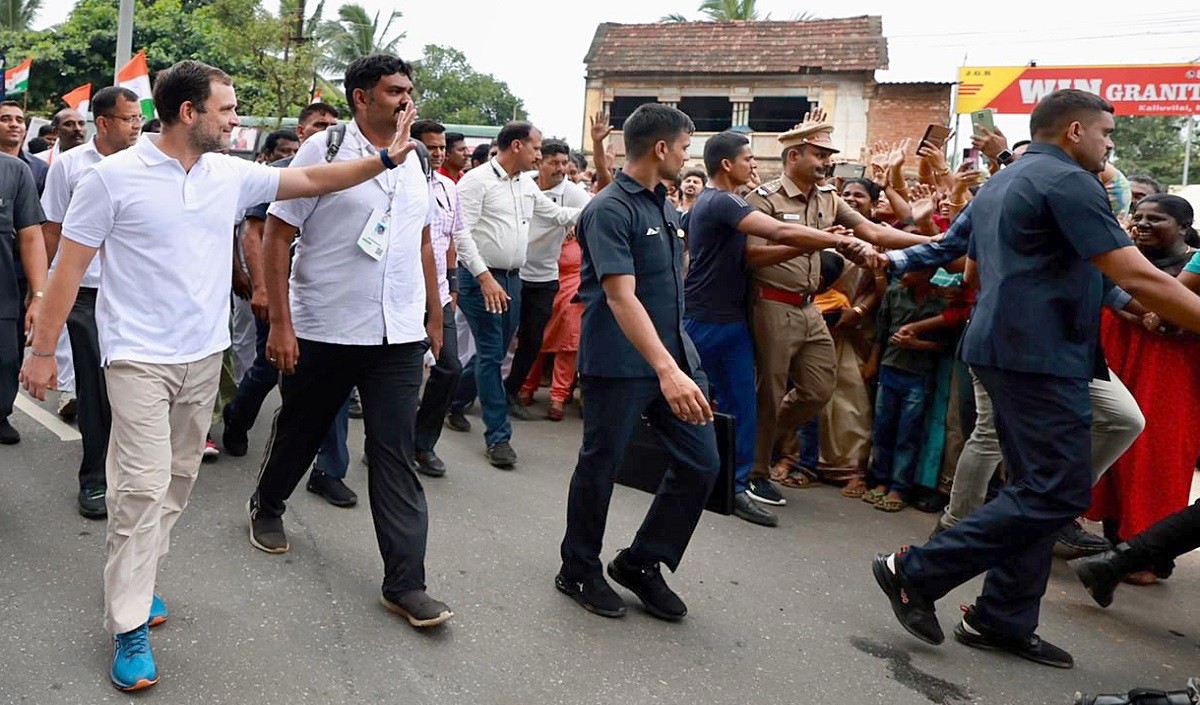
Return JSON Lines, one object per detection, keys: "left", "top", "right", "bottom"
{"left": 995, "top": 149, "right": 1014, "bottom": 166}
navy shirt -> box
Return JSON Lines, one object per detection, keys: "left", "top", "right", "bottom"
{"left": 961, "top": 143, "right": 1131, "bottom": 380}
{"left": 0, "top": 153, "right": 47, "bottom": 319}
{"left": 244, "top": 155, "right": 294, "bottom": 221}
{"left": 682, "top": 187, "right": 756, "bottom": 323}
{"left": 577, "top": 171, "right": 702, "bottom": 379}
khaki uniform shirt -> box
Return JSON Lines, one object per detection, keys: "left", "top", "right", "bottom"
{"left": 744, "top": 175, "right": 867, "bottom": 294}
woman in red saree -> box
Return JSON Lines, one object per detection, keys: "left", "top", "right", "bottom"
{"left": 519, "top": 233, "right": 583, "bottom": 421}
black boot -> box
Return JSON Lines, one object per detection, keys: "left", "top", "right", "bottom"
{"left": 1068, "top": 542, "right": 1150, "bottom": 608}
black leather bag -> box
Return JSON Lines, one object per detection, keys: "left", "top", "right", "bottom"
{"left": 614, "top": 412, "right": 736, "bottom": 515}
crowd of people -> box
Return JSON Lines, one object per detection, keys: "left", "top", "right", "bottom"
{"left": 2, "top": 50, "right": 1199, "bottom": 693}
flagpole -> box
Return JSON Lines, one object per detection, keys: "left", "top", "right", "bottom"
{"left": 115, "top": 0, "right": 135, "bottom": 83}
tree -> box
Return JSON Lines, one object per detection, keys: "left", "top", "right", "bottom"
{"left": 413, "top": 44, "right": 526, "bottom": 126}
{"left": 0, "top": 0, "right": 42, "bottom": 31}
{"left": 659, "top": 1, "right": 813, "bottom": 22}
{"left": 1113, "top": 115, "right": 1199, "bottom": 187}
{"left": 314, "top": 2, "right": 403, "bottom": 81}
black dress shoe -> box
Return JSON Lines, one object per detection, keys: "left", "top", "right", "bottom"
{"left": 733, "top": 491, "right": 778, "bottom": 527}
{"left": 954, "top": 605, "right": 1074, "bottom": 668}
{"left": 872, "top": 551, "right": 944, "bottom": 645}
{"left": 607, "top": 549, "right": 687, "bottom": 621}
{"left": 0, "top": 418, "right": 20, "bottom": 445}
{"left": 486, "top": 441, "right": 517, "bottom": 468}
{"left": 555, "top": 572, "right": 626, "bottom": 618}
{"left": 415, "top": 451, "right": 447, "bottom": 478}
{"left": 306, "top": 470, "right": 358, "bottom": 507}
{"left": 78, "top": 487, "right": 107, "bottom": 519}
{"left": 221, "top": 405, "right": 249, "bottom": 457}
{"left": 1053, "top": 520, "right": 1112, "bottom": 560}
{"left": 445, "top": 409, "right": 471, "bottom": 432}
{"left": 1069, "top": 542, "right": 1149, "bottom": 608}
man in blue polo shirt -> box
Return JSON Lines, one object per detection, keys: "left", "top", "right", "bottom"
{"left": 555, "top": 104, "right": 716, "bottom": 622}
{"left": 872, "top": 89, "right": 1200, "bottom": 668}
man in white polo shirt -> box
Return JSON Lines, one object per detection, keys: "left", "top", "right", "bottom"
{"left": 20, "top": 59, "right": 422, "bottom": 693}
{"left": 248, "top": 54, "right": 452, "bottom": 631}
{"left": 39, "top": 86, "right": 143, "bottom": 520}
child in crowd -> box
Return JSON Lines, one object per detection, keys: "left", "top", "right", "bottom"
{"left": 861, "top": 269, "right": 949, "bottom": 512}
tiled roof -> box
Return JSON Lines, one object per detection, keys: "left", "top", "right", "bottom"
{"left": 584, "top": 16, "right": 888, "bottom": 76}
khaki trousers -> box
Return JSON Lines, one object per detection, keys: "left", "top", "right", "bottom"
{"left": 751, "top": 299, "right": 836, "bottom": 479}
{"left": 818, "top": 331, "right": 872, "bottom": 471}
{"left": 103, "top": 353, "right": 221, "bottom": 635}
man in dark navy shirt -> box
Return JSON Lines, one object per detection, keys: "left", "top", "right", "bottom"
{"left": 873, "top": 89, "right": 1200, "bottom": 668}
{"left": 682, "top": 130, "right": 865, "bottom": 528}
{"left": 555, "top": 104, "right": 716, "bottom": 621}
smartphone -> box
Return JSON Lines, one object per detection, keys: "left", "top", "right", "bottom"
{"left": 920, "top": 124, "right": 953, "bottom": 150}
{"left": 970, "top": 109, "right": 996, "bottom": 134}
{"left": 961, "top": 147, "right": 980, "bottom": 169}
{"left": 832, "top": 162, "right": 866, "bottom": 179}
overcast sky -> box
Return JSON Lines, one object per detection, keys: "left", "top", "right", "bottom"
{"left": 32, "top": 0, "right": 1200, "bottom": 145}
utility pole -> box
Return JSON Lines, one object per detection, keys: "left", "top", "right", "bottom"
{"left": 114, "top": 0, "right": 134, "bottom": 83}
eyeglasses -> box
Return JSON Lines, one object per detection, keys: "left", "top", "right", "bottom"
{"left": 102, "top": 114, "right": 144, "bottom": 125}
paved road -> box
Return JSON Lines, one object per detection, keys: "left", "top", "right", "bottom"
{"left": 1, "top": 390, "right": 1196, "bottom": 705}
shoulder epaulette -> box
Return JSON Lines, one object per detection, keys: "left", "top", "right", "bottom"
{"left": 756, "top": 179, "right": 783, "bottom": 196}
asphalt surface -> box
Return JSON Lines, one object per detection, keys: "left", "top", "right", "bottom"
{"left": 1, "top": 389, "right": 1197, "bottom": 705}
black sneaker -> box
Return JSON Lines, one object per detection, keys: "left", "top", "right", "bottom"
{"left": 1052, "top": 520, "right": 1111, "bottom": 560}
{"left": 872, "top": 550, "right": 944, "bottom": 645}
{"left": 78, "top": 487, "right": 107, "bottom": 519}
{"left": 380, "top": 590, "right": 454, "bottom": 628}
{"left": 486, "top": 442, "right": 517, "bottom": 469}
{"left": 746, "top": 478, "right": 786, "bottom": 506}
{"left": 221, "top": 405, "right": 249, "bottom": 457}
{"left": 607, "top": 548, "right": 687, "bottom": 621}
{"left": 954, "top": 605, "right": 1074, "bottom": 669}
{"left": 445, "top": 409, "right": 471, "bottom": 432}
{"left": 0, "top": 418, "right": 20, "bottom": 445}
{"left": 247, "top": 494, "right": 289, "bottom": 554}
{"left": 348, "top": 388, "right": 363, "bottom": 419}
{"left": 306, "top": 470, "right": 358, "bottom": 507}
{"left": 415, "top": 451, "right": 447, "bottom": 478}
{"left": 733, "top": 491, "right": 778, "bottom": 527}
{"left": 555, "top": 572, "right": 626, "bottom": 618}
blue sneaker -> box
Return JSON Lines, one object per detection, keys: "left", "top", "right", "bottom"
{"left": 148, "top": 594, "right": 167, "bottom": 628}
{"left": 110, "top": 624, "right": 158, "bottom": 691}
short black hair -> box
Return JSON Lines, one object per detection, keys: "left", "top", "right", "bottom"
{"left": 682, "top": 168, "right": 706, "bottom": 183}
{"left": 1129, "top": 174, "right": 1163, "bottom": 194}
{"left": 262, "top": 129, "right": 299, "bottom": 155}
{"left": 344, "top": 54, "right": 413, "bottom": 115}
{"left": 497, "top": 121, "right": 535, "bottom": 151}
{"left": 540, "top": 139, "right": 570, "bottom": 158}
{"left": 92, "top": 86, "right": 140, "bottom": 118}
{"left": 703, "top": 131, "right": 750, "bottom": 177}
{"left": 142, "top": 118, "right": 162, "bottom": 133}
{"left": 153, "top": 60, "right": 233, "bottom": 126}
{"left": 1011, "top": 139, "right": 1032, "bottom": 151}
{"left": 27, "top": 137, "right": 48, "bottom": 153}
{"left": 470, "top": 143, "right": 491, "bottom": 164}
{"left": 37, "top": 124, "right": 53, "bottom": 137}
{"left": 569, "top": 150, "right": 587, "bottom": 171}
{"left": 841, "top": 177, "right": 881, "bottom": 203}
{"left": 1029, "top": 89, "right": 1114, "bottom": 140}
{"left": 0, "top": 100, "right": 23, "bottom": 112}
{"left": 445, "top": 131, "right": 465, "bottom": 151}
{"left": 411, "top": 119, "right": 445, "bottom": 141}
{"left": 623, "top": 104, "right": 694, "bottom": 160}
{"left": 298, "top": 102, "right": 338, "bottom": 124}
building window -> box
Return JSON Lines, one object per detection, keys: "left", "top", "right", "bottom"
{"left": 678, "top": 97, "right": 731, "bottom": 132}
{"left": 609, "top": 97, "right": 659, "bottom": 130}
{"left": 749, "top": 97, "right": 813, "bottom": 132}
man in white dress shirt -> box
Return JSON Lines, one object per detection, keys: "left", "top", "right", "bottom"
{"left": 20, "top": 59, "right": 424, "bottom": 692}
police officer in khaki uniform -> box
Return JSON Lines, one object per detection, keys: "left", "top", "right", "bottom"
{"left": 743, "top": 111, "right": 928, "bottom": 504}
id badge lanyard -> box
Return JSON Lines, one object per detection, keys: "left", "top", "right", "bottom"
{"left": 356, "top": 137, "right": 400, "bottom": 261}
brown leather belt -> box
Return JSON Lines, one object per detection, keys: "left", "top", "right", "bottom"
{"left": 759, "top": 286, "right": 815, "bottom": 308}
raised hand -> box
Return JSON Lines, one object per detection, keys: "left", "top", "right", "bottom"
{"left": 970, "top": 125, "right": 1008, "bottom": 160}
{"left": 589, "top": 110, "right": 613, "bottom": 143}
{"left": 888, "top": 138, "right": 911, "bottom": 170}
{"left": 386, "top": 101, "right": 418, "bottom": 165}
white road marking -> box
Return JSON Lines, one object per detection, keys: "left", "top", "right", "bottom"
{"left": 14, "top": 393, "right": 81, "bottom": 442}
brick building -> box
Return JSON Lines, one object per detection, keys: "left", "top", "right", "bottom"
{"left": 581, "top": 16, "right": 951, "bottom": 177}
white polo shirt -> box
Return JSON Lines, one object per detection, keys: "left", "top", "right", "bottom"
{"left": 268, "top": 120, "right": 433, "bottom": 346}
{"left": 41, "top": 138, "right": 104, "bottom": 288}
{"left": 62, "top": 134, "right": 280, "bottom": 365}
{"left": 522, "top": 175, "right": 591, "bottom": 283}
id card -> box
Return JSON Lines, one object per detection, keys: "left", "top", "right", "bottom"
{"left": 357, "top": 208, "right": 390, "bottom": 261}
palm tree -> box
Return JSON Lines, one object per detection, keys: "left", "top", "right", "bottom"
{"left": 0, "top": 0, "right": 42, "bottom": 31}
{"left": 698, "top": 0, "right": 765, "bottom": 21}
{"left": 315, "top": 2, "right": 405, "bottom": 81}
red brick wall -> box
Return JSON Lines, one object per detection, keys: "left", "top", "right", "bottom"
{"left": 866, "top": 83, "right": 952, "bottom": 161}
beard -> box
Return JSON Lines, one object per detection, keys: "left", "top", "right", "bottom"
{"left": 190, "top": 125, "right": 227, "bottom": 154}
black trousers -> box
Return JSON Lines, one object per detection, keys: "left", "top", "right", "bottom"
{"left": 504, "top": 279, "right": 558, "bottom": 399}
{"left": 1131, "top": 498, "right": 1200, "bottom": 561}
{"left": 0, "top": 316, "right": 17, "bottom": 420}
{"left": 560, "top": 375, "right": 720, "bottom": 579}
{"left": 66, "top": 288, "right": 110, "bottom": 490}
{"left": 414, "top": 302, "right": 461, "bottom": 455}
{"left": 255, "top": 338, "right": 429, "bottom": 598}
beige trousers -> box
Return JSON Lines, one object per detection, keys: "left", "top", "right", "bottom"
{"left": 103, "top": 353, "right": 221, "bottom": 635}
{"left": 818, "top": 332, "right": 872, "bottom": 470}
{"left": 751, "top": 299, "right": 836, "bottom": 479}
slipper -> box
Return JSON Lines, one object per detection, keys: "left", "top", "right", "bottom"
{"left": 862, "top": 489, "right": 886, "bottom": 505}
{"left": 778, "top": 468, "right": 817, "bottom": 489}
{"left": 875, "top": 497, "right": 907, "bottom": 512}
{"left": 841, "top": 478, "right": 868, "bottom": 499}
